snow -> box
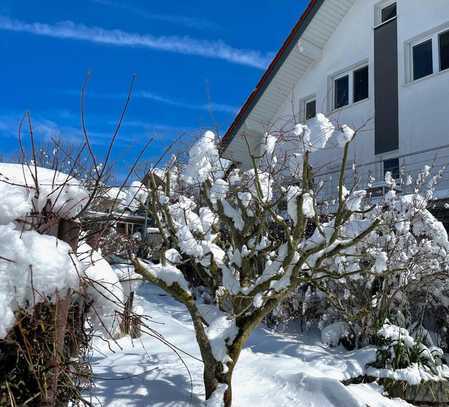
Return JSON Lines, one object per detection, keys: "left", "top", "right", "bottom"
{"left": 86, "top": 284, "right": 414, "bottom": 406}
{"left": 209, "top": 178, "right": 229, "bottom": 204}
{"left": 164, "top": 248, "right": 182, "bottom": 264}
{"left": 366, "top": 364, "right": 449, "bottom": 386}
{"left": 0, "top": 181, "right": 32, "bottom": 224}
{"left": 183, "top": 131, "right": 230, "bottom": 185}
{"left": 78, "top": 242, "right": 124, "bottom": 337}
{"left": 222, "top": 199, "right": 244, "bottom": 231}
{"left": 137, "top": 259, "right": 190, "bottom": 293}
{"left": 287, "top": 186, "right": 301, "bottom": 225}
{"left": 112, "top": 263, "right": 143, "bottom": 298}
{"left": 198, "top": 304, "right": 238, "bottom": 366}
{"left": 302, "top": 192, "right": 315, "bottom": 218}
{"left": 366, "top": 322, "right": 449, "bottom": 385}
{"left": 336, "top": 125, "right": 355, "bottom": 147}
{"left": 345, "top": 190, "right": 367, "bottom": 212}
{"left": 294, "top": 113, "right": 335, "bottom": 152}
{"left": 374, "top": 251, "right": 388, "bottom": 274}
{"left": 0, "top": 163, "right": 89, "bottom": 219}
{"left": 287, "top": 186, "right": 315, "bottom": 225}
{"left": 0, "top": 223, "right": 80, "bottom": 338}
{"left": 119, "top": 181, "right": 148, "bottom": 212}
{"left": 321, "top": 321, "right": 350, "bottom": 347}
{"left": 289, "top": 153, "right": 304, "bottom": 177}
{"left": 244, "top": 169, "right": 273, "bottom": 203}
{"left": 264, "top": 133, "right": 277, "bottom": 156}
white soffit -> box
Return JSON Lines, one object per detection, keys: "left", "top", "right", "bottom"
{"left": 237, "top": 0, "right": 356, "bottom": 135}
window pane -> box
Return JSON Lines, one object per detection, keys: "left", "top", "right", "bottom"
{"left": 305, "top": 100, "right": 316, "bottom": 120}
{"left": 384, "top": 158, "right": 400, "bottom": 179}
{"left": 413, "top": 39, "right": 433, "bottom": 80}
{"left": 381, "top": 3, "right": 397, "bottom": 23}
{"left": 334, "top": 75, "right": 349, "bottom": 109}
{"left": 353, "top": 66, "right": 369, "bottom": 103}
{"left": 439, "top": 30, "right": 449, "bottom": 71}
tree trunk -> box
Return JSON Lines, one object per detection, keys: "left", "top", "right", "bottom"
{"left": 203, "top": 358, "right": 236, "bottom": 407}
{"left": 200, "top": 302, "right": 278, "bottom": 406}
{"left": 201, "top": 339, "right": 246, "bottom": 407}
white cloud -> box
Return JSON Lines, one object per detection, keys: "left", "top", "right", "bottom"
{"left": 62, "top": 89, "right": 239, "bottom": 114}
{"left": 137, "top": 91, "right": 238, "bottom": 114}
{"left": 0, "top": 16, "right": 271, "bottom": 69}
{"left": 91, "top": 0, "right": 220, "bottom": 31}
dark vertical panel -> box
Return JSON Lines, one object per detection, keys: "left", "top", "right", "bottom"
{"left": 439, "top": 30, "right": 449, "bottom": 71}
{"left": 374, "top": 19, "right": 399, "bottom": 155}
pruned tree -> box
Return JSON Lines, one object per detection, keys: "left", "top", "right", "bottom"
{"left": 132, "top": 114, "right": 449, "bottom": 406}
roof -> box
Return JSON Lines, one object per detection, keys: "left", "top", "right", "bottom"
{"left": 221, "top": 0, "right": 356, "bottom": 155}
{"left": 221, "top": 0, "right": 323, "bottom": 152}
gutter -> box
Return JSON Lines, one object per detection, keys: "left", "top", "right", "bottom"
{"left": 220, "top": 0, "right": 325, "bottom": 153}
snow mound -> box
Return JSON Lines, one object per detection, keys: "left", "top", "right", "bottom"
{"left": 78, "top": 243, "right": 124, "bottom": 337}
{"left": 0, "top": 163, "right": 88, "bottom": 220}
{"left": 0, "top": 223, "right": 80, "bottom": 338}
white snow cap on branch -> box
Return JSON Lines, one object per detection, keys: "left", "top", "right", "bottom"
{"left": 262, "top": 133, "right": 277, "bottom": 157}
{"left": 287, "top": 187, "right": 315, "bottom": 223}
{"left": 139, "top": 259, "right": 191, "bottom": 293}
{"left": 335, "top": 124, "right": 355, "bottom": 147}
{"left": 294, "top": 113, "right": 335, "bottom": 152}
{"left": 183, "top": 130, "right": 230, "bottom": 185}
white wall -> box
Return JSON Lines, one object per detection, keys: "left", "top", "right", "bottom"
{"left": 270, "top": 0, "right": 449, "bottom": 190}
{"left": 397, "top": 0, "right": 449, "bottom": 156}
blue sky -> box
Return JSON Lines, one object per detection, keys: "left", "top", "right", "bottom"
{"left": 0, "top": 0, "right": 308, "bottom": 179}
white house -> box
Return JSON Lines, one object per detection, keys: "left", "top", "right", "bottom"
{"left": 222, "top": 0, "right": 449, "bottom": 217}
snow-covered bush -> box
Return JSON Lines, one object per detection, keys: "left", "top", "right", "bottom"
{"left": 269, "top": 165, "right": 449, "bottom": 352}
{"left": 0, "top": 162, "right": 128, "bottom": 405}
{"left": 367, "top": 322, "right": 449, "bottom": 385}
{"left": 131, "top": 115, "right": 433, "bottom": 406}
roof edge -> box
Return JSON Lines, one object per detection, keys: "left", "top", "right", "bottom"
{"left": 220, "top": 0, "right": 325, "bottom": 153}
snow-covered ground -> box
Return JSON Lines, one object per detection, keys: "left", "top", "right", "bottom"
{"left": 86, "top": 284, "right": 413, "bottom": 407}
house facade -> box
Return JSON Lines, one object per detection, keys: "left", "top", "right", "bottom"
{"left": 222, "top": 0, "right": 449, "bottom": 210}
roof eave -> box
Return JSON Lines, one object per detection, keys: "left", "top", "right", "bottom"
{"left": 220, "top": 0, "right": 325, "bottom": 153}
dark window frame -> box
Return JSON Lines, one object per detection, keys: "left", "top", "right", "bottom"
{"left": 305, "top": 98, "right": 317, "bottom": 120}
{"left": 332, "top": 64, "right": 369, "bottom": 111}
{"left": 412, "top": 39, "right": 434, "bottom": 81}
{"left": 353, "top": 65, "right": 369, "bottom": 103}
{"left": 334, "top": 75, "right": 350, "bottom": 110}
{"left": 381, "top": 2, "right": 397, "bottom": 24}
{"left": 439, "top": 29, "right": 449, "bottom": 72}
{"left": 383, "top": 158, "right": 400, "bottom": 180}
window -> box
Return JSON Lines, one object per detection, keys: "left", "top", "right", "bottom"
{"left": 305, "top": 99, "right": 316, "bottom": 120}
{"left": 439, "top": 30, "right": 449, "bottom": 71}
{"left": 334, "top": 75, "right": 349, "bottom": 109}
{"left": 384, "top": 158, "right": 400, "bottom": 179}
{"left": 381, "top": 3, "right": 397, "bottom": 23}
{"left": 413, "top": 39, "right": 433, "bottom": 80}
{"left": 332, "top": 63, "right": 369, "bottom": 110}
{"left": 353, "top": 66, "right": 369, "bottom": 103}
{"left": 375, "top": 1, "right": 397, "bottom": 26}
{"left": 407, "top": 24, "right": 449, "bottom": 83}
